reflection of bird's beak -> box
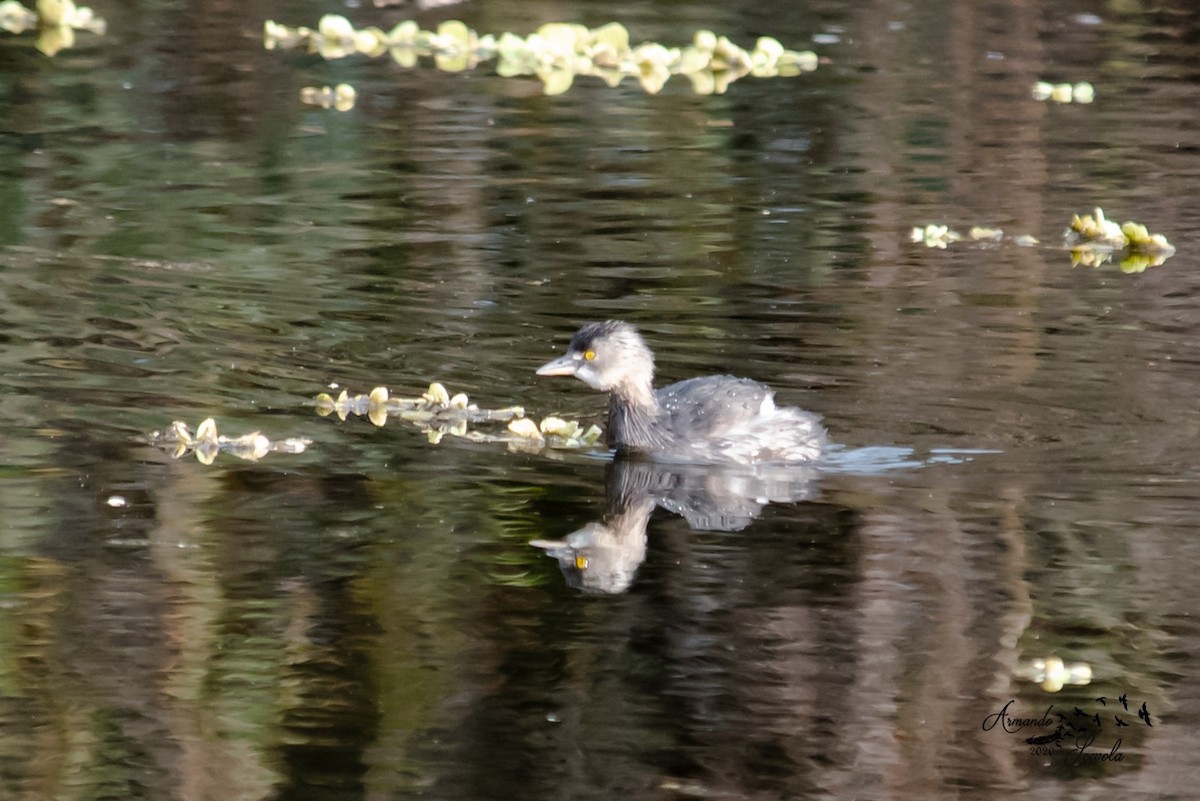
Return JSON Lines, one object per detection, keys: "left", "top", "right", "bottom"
{"left": 536, "top": 353, "right": 578, "bottom": 377}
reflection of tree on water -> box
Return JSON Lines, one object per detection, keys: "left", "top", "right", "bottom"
{"left": 531, "top": 457, "right": 819, "bottom": 593}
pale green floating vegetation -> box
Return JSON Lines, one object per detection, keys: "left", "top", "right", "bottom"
{"left": 909, "top": 223, "right": 1019, "bottom": 250}
{"left": 1066, "top": 207, "right": 1176, "bottom": 272}
{"left": 911, "top": 207, "right": 1175, "bottom": 273}
{"left": 264, "top": 16, "right": 820, "bottom": 95}
{"left": 315, "top": 383, "right": 603, "bottom": 451}
{"left": 148, "top": 418, "right": 312, "bottom": 466}
{"left": 1032, "top": 80, "right": 1095, "bottom": 104}
{"left": 0, "top": 0, "right": 105, "bottom": 55}
{"left": 300, "top": 83, "right": 357, "bottom": 111}
{"left": 910, "top": 223, "right": 955, "bottom": 249}
{"left": 1014, "top": 656, "right": 1092, "bottom": 693}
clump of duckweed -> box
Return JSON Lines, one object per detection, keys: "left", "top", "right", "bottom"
{"left": 315, "top": 383, "right": 603, "bottom": 451}
{"left": 912, "top": 208, "right": 1175, "bottom": 273}
{"left": 300, "top": 83, "right": 357, "bottom": 111}
{"left": 1067, "top": 206, "right": 1126, "bottom": 248}
{"left": 1066, "top": 207, "right": 1176, "bottom": 272}
{"left": 0, "top": 1, "right": 35, "bottom": 31}
{"left": 1032, "top": 80, "right": 1095, "bottom": 104}
{"left": 0, "top": 0, "right": 106, "bottom": 55}
{"left": 1014, "top": 656, "right": 1092, "bottom": 693}
{"left": 909, "top": 224, "right": 1019, "bottom": 249}
{"left": 502, "top": 415, "right": 605, "bottom": 451}
{"left": 148, "top": 419, "right": 312, "bottom": 466}
{"left": 263, "top": 17, "right": 820, "bottom": 96}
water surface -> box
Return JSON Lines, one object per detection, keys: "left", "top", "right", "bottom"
{"left": 2, "top": 0, "right": 1199, "bottom": 798}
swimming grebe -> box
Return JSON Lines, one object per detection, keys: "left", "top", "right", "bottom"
{"left": 536, "top": 321, "right": 826, "bottom": 464}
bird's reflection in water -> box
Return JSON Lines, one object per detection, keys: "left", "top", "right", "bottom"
{"left": 531, "top": 458, "right": 819, "bottom": 593}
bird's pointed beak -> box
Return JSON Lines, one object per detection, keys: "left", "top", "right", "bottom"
{"left": 536, "top": 353, "right": 579, "bottom": 377}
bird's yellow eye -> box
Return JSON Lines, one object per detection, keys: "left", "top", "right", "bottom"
{"left": 583, "top": 349, "right": 596, "bottom": 361}
{"left": 575, "top": 555, "right": 590, "bottom": 570}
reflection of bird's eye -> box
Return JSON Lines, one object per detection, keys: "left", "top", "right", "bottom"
{"left": 583, "top": 349, "right": 596, "bottom": 361}
{"left": 574, "top": 555, "right": 589, "bottom": 570}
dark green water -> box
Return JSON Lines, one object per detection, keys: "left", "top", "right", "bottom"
{"left": 1, "top": 0, "right": 1199, "bottom": 798}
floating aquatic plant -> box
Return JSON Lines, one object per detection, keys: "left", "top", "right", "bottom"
{"left": 315, "top": 383, "right": 521, "bottom": 428}
{"left": 910, "top": 224, "right": 956, "bottom": 249}
{"left": 1014, "top": 656, "right": 1092, "bottom": 693}
{"left": 315, "top": 383, "right": 602, "bottom": 451}
{"left": 909, "top": 224, "right": 1023, "bottom": 249}
{"left": 504, "top": 414, "right": 604, "bottom": 451}
{"left": 148, "top": 418, "right": 312, "bottom": 466}
{"left": 1066, "top": 207, "right": 1176, "bottom": 272}
{"left": 1032, "top": 80, "right": 1094, "bottom": 104}
{"left": 264, "top": 17, "right": 819, "bottom": 96}
{"left": 0, "top": 0, "right": 105, "bottom": 55}
{"left": 912, "top": 208, "right": 1175, "bottom": 273}
{"left": 300, "top": 83, "right": 357, "bottom": 111}
{"left": 0, "top": 0, "right": 35, "bottom": 32}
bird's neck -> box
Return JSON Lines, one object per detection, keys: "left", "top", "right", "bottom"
{"left": 607, "top": 379, "right": 670, "bottom": 451}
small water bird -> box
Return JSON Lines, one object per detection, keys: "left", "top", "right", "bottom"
{"left": 536, "top": 320, "right": 826, "bottom": 464}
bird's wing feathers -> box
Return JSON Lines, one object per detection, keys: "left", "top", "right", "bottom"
{"left": 655, "top": 376, "right": 774, "bottom": 440}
